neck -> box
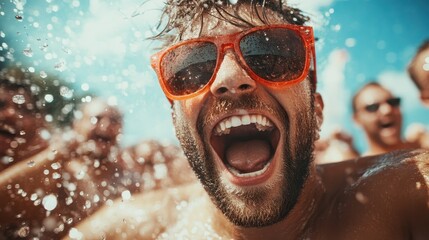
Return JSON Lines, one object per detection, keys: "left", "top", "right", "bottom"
{"left": 211, "top": 166, "right": 326, "bottom": 240}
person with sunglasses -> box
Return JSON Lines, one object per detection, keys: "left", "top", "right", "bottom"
{"left": 352, "top": 82, "right": 419, "bottom": 156}
{"left": 67, "top": 1, "right": 429, "bottom": 239}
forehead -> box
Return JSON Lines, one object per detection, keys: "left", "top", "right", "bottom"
{"left": 355, "top": 85, "right": 393, "bottom": 106}
{"left": 182, "top": 4, "right": 288, "bottom": 40}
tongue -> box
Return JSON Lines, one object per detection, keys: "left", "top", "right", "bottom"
{"left": 225, "top": 139, "right": 271, "bottom": 173}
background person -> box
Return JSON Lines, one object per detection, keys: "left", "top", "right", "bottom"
{"left": 408, "top": 39, "right": 429, "bottom": 107}
{"left": 0, "top": 68, "right": 50, "bottom": 171}
{"left": 352, "top": 81, "right": 418, "bottom": 156}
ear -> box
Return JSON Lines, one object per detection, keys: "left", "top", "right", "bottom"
{"left": 314, "top": 92, "right": 324, "bottom": 130}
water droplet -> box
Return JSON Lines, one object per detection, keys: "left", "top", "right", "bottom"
{"left": 69, "top": 228, "right": 83, "bottom": 239}
{"left": 54, "top": 61, "right": 66, "bottom": 72}
{"left": 121, "top": 190, "right": 131, "bottom": 201}
{"left": 44, "top": 94, "right": 54, "bottom": 103}
{"left": 66, "top": 218, "right": 73, "bottom": 224}
{"left": 416, "top": 181, "right": 422, "bottom": 189}
{"left": 42, "top": 194, "right": 58, "bottom": 211}
{"left": 27, "top": 160, "right": 35, "bottom": 167}
{"left": 16, "top": 226, "right": 29, "bottom": 237}
{"left": 355, "top": 192, "right": 368, "bottom": 204}
{"left": 51, "top": 162, "right": 60, "bottom": 170}
{"left": 30, "top": 193, "right": 38, "bottom": 201}
{"left": 52, "top": 172, "right": 61, "bottom": 179}
{"left": 12, "top": 94, "right": 26, "bottom": 104}
{"left": 40, "top": 71, "right": 47, "bottom": 78}
{"left": 23, "top": 48, "right": 33, "bottom": 57}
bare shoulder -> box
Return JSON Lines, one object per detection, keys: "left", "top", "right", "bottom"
{"left": 321, "top": 149, "right": 429, "bottom": 239}
{"left": 64, "top": 183, "right": 205, "bottom": 240}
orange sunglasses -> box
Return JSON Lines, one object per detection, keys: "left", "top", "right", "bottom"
{"left": 151, "top": 24, "right": 316, "bottom": 101}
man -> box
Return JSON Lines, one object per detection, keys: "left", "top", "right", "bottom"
{"left": 0, "top": 68, "right": 50, "bottom": 171}
{"left": 0, "top": 98, "right": 126, "bottom": 239}
{"left": 408, "top": 39, "right": 429, "bottom": 107}
{"left": 65, "top": 98, "right": 127, "bottom": 201}
{"left": 352, "top": 82, "right": 418, "bottom": 156}
{"left": 69, "top": 1, "right": 429, "bottom": 239}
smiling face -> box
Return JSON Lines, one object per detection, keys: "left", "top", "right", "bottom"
{"left": 73, "top": 99, "right": 122, "bottom": 159}
{"left": 353, "top": 84, "right": 403, "bottom": 148}
{"left": 169, "top": 4, "right": 322, "bottom": 227}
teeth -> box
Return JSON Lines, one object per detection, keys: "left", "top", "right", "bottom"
{"left": 214, "top": 114, "right": 274, "bottom": 136}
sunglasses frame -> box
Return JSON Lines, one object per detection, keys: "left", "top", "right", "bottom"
{"left": 151, "top": 24, "right": 316, "bottom": 101}
{"left": 364, "top": 97, "right": 401, "bottom": 113}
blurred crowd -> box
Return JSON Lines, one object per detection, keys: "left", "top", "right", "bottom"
{"left": 0, "top": 38, "right": 428, "bottom": 238}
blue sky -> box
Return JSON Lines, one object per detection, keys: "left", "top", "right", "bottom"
{"left": 1, "top": 0, "right": 428, "bottom": 153}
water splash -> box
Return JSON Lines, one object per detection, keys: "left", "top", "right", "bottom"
{"left": 12, "top": 94, "right": 26, "bottom": 104}
{"left": 42, "top": 194, "right": 58, "bottom": 211}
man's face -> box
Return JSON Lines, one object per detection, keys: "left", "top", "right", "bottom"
{"left": 353, "top": 85, "right": 403, "bottom": 147}
{"left": 168, "top": 5, "right": 322, "bottom": 227}
{"left": 412, "top": 48, "right": 429, "bottom": 106}
{"left": 0, "top": 86, "right": 45, "bottom": 158}
{"left": 74, "top": 100, "right": 122, "bottom": 159}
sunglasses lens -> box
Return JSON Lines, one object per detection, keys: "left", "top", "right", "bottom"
{"left": 387, "top": 97, "right": 401, "bottom": 107}
{"left": 239, "top": 28, "right": 306, "bottom": 81}
{"left": 161, "top": 42, "right": 217, "bottom": 96}
{"left": 365, "top": 103, "right": 379, "bottom": 112}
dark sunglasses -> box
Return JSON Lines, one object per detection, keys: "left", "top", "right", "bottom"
{"left": 364, "top": 97, "right": 401, "bottom": 113}
{"left": 151, "top": 24, "right": 316, "bottom": 101}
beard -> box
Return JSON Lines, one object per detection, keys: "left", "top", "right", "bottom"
{"left": 173, "top": 93, "right": 317, "bottom": 227}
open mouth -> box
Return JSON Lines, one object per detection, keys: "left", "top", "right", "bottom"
{"left": 210, "top": 114, "right": 280, "bottom": 179}
{"left": 379, "top": 121, "right": 394, "bottom": 129}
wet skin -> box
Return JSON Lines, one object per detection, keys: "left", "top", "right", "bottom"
{"left": 67, "top": 3, "right": 429, "bottom": 240}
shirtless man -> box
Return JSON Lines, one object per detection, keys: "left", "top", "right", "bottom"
{"left": 0, "top": 98, "right": 126, "bottom": 239}
{"left": 352, "top": 82, "right": 418, "bottom": 156}
{"left": 0, "top": 68, "right": 50, "bottom": 171}
{"left": 69, "top": 1, "right": 429, "bottom": 239}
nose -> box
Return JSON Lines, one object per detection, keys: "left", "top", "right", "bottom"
{"left": 378, "top": 101, "right": 395, "bottom": 115}
{"left": 209, "top": 50, "right": 256, "bottom": 97}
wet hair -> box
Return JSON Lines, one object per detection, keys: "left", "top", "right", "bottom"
{"left": 0, "top": 67, "right": 43, "bottom": 113}
{"left": 407, "top": 39, "right": 429, "bottom": 90}
{"left": 351, "top": 81, "right": 382, "bottom": 113}
{"left": 153, "top": 0, "right": 310, "bottom": 45}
